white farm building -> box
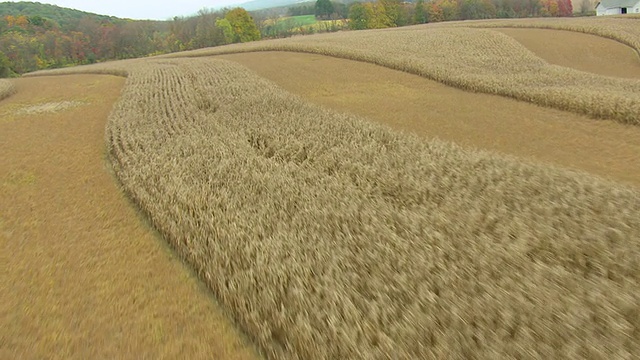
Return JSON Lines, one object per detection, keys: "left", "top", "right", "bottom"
{"left": 596, "top": 0, "right": 640, "bottom": 15}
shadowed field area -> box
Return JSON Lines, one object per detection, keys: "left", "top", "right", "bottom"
{"left": 0, "top": 75, "right": 259, "bottom": 359}
{"left": 219, "top": 51, "right": 640, "bottom": 187}
{"left": 496, "top": 28, "right": 640, "bottom": 79}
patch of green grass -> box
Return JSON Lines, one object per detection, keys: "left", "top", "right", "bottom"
{"left": 290, "top": 15, "right": 317, "bottom": 26}
{"left": 271, "top": 15, "right": 317, "bottom": 31}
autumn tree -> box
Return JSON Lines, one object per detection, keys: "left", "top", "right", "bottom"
{"left": 373, "top": 0, "right": 399, "bottom": 26}
{"left": 421, "top": 2, "right": 439, "bottom": 21}
{"left": 438, "top": 0, "right": 460, "bottom": 20}
{"left": 215, "top": 18, "right": 234, "bottom": 44}
{"left": 460, "top": 0, "right": 496, "bottom": 19}
{"left": 224, "top": 8, "right": 260, "bottom": 43}
{"left": 557, "top": 0, "right": 573, "bottom": 16}
{"left": 348, "top": 0, "right": 406, "bottom": 29}
{"left": 348, "top": 3, "right": 372, "bottom": 29}
{"left": 540, "top": 0, "right": 560, "bottom": 15}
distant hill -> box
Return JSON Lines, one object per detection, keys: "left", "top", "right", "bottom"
{"left": 0, "top": 1, "right": 123, "bottom": 29}
{"left": 0, "top": 2, "right": 170, "bottom": 77}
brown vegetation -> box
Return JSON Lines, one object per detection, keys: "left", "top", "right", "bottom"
{"left": 0, "top": 79, "right": 15, "bottom": 100}
{"left": 144, "top": 18, "right": 640, "bottom": 125}
{"left": 0, "top": 74, "right": 259, "bottom": 359}
{"left": 29, "top": 56, "right": 640, "bottom": 358}
{"left": 30, "top": 18, "right": 640, "bottom": 125}
{"left": 20, "top": 18, "right": 640, "bottom": 359}
{"left": 219, "top": 51, "right": 640, "bottom": 187}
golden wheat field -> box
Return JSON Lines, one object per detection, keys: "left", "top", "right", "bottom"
{"left": 10, "top": 17, "right": 640, "bottom": 359}
{"left": 145, "top": 16, "right": 640, "bottom": 125}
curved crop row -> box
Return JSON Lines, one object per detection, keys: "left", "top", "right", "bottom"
{"left": 38, "top": 57, "right": 640, "bottom": 359}
{"left": 153, "top": 23, "right": 640, "bottom": 126}
{"left": 0, "top": 79, "right": 16, "bottom": 101}
{"left": 460, "top": 17, "right": 640, "bottom": 55}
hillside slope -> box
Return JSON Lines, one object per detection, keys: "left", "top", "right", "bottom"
{"left": 0, "top": 1, "right": 121, "bottom": 29}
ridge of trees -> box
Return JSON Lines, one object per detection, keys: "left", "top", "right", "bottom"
{"left": 348, "top": 0, "right": 573, "bottom": 30}
{"left": 0, "top": 1, "right": 121, "bottom": 29}
{"left": 0, "top": 0, "right": 575, "bottom": 77}
{"left": 0, "top": 3, "right": 261, "bottom": 77}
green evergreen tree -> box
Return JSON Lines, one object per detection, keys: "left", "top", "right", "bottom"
{"left": 414, "top": 0, "right": 428, "bottom": 24}
{"left": 315, "top": 0, "right": 335, "bottom": 19}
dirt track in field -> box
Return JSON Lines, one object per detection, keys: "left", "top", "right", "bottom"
{"left": 0, "top": 75, "right": 259, "bottom": 359}
{"left": 496, "top": 28, "right": 640, "bottom": 78}
{"left": 219, "top": 51, "right": 640, "bottom": 187}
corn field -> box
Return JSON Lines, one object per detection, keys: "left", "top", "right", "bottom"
{"left": 142, "top": 18, "right": 640, "bottom": 125}
{"left": 28, "top": 19, "right": 640, "bottom": 125}
{"left": 26, "top": 55, "right": 640, "bottom": 358}
{"left": 22, "top": 17, "right": 640, "bottom": 359}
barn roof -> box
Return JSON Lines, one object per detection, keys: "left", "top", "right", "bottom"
{"left": 597, "top": 0, "right": 639, "bottom": 8}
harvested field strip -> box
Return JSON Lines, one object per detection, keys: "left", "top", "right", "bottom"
{"left": 496, "top": 28, "right": 640, "bottom": 79}
{"left": 219, "top": 51, "right": 640, "bottom": 188}
{"left": 0, "top": 75, "right": 259, "bottom": 359}
{"left": 46, "top": 57, "right": 640, "bottom": 358}
{"left": 0, "top": 79, "right": 15, "bottom": 101}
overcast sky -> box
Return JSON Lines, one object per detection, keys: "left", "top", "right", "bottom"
{"left": 6, "top": 0, "right": 249, "bottom": 20}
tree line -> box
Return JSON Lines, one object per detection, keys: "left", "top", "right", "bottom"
{"left": 1, "top": 0, "right": 575, "bottom": 77}
{"left": 0, "top": 7, "right": 260, "bottom": 77}
{"left": 347, "top": 0, "right": 573, "bottom": 30}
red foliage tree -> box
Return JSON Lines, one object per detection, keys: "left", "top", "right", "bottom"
{"left": 557, "top": 0, "right": 573, "bottom": 16}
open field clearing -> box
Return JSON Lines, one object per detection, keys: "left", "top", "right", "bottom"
{"left": 0, "top": 75, "right": 259, "bottom": 359}
{"left": 496, "top": 28, "right": 640, "bottom": 79}
{"left": 28, "top": 56, "right": 640, "bottom": 358}
{"left": 0, "top": 79, "right": 15, "bottom": 101}
{"left": 219, "top": 51, "right": 640, "bottom": 187}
